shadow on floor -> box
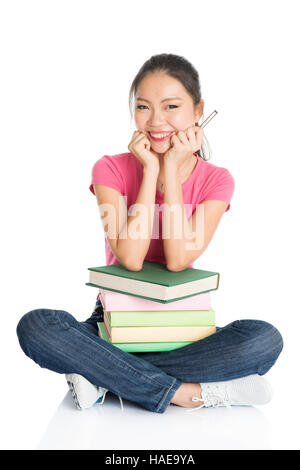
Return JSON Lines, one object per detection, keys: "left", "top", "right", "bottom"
{"left": 37, "top": 391, "right": 271, "bottom": 450}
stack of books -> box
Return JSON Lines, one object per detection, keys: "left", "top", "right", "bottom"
{"left": 86, "top": 261, "right": 219, "bottom": 352}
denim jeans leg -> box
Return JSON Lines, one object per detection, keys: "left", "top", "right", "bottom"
{"left": 16, "top": 307, "right": 182, "bottom": 414}
{"left": 134, "top": 319, "right": 284, "bottom": 383}
{"left": 86, "top": 301, "right": 283, "bottom": 384}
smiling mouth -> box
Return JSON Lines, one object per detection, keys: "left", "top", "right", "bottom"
{"left": 148, "top": 131, "right": 175, "bottom": 142}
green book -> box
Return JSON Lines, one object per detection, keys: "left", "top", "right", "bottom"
{"left": 105, "top": 309, "right": 215, "bottom": 327}
{"left": 86, "top": 260, "right": 219, "bottom": 304}
{"left": 97, "top": 321, "right": 192, "bottom": 353}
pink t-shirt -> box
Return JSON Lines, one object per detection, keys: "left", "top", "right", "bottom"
{"left": 89, "top": 152, "right": 234, "bottom": 270}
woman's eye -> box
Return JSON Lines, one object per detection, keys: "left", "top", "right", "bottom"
{"left": 136, "top": 105, "right": 179, "bottom": 110}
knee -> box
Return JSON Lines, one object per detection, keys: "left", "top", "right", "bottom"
{"left": 16, "top": 308, "right": 57, "bottom": 354}
{"left": 236, "top": 319, "right": 284, "bottom": 364}
{"left": 17, "top": 310, "right": 40, "bottom": 349}
{"left": 257, "top": 319, "right": 283, "bottom": 357}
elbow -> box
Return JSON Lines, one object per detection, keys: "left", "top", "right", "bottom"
{"left": 166, "top": 263, "right": 186, "bottom": 272}
{"left": 121, "top": 258, "right": 143, "bottom": 272}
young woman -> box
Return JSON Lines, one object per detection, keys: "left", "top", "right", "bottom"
{"left": 16, "top": 54, "right": 283, "bottom": 413}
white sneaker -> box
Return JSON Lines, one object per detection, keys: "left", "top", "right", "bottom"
{"left": 188, "top": 374, "right": 273, "bottom": 412}
{"left": 65, "top": 373, "right": 108, "bottom": 410}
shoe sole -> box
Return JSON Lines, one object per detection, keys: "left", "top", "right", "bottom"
{"left": 66, "top": 379, "right": 82, "bottom": 410}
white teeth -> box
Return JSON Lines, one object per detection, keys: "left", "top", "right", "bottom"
{"left": 150, "top": 132, "right": 172, "bottom": 138}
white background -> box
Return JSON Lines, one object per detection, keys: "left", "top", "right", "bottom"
{"left": 1, "top": 0, "right": 299, "bottom": 450}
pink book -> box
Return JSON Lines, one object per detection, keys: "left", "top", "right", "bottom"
{"left": 99, "top": 288, "right": 211, "bottom": 312}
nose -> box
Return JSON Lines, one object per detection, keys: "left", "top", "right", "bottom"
{"left": 147, "top": 109, "right": 165, "bottom": 127}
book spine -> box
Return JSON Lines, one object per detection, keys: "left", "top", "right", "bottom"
{"left": 101, "top": 289, "right": 211, "bottom": 311}
{"left": 107, "top": 309, "right": 216, "bottom": 327}
{"left": 97, "top": 322, "right": 193, "bottom": 352}
{"left": 86, "top": 283, "right": 216, "bottom": 304}
{"left": 87, "top": 270, "right": 219, "bottom": 302}
{"left": 108, "top": 325, "right": 216, "bottom": 343}
{"left": 107, "top": 341, "right": 193, "bottom": 353}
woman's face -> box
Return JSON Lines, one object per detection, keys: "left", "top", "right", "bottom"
{"left": 134, "top": 72, "right": 204, "bottom": 155}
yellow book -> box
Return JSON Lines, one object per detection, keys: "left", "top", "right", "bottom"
{"left": 104, "top": 314, "right": 216, "bottom": 343}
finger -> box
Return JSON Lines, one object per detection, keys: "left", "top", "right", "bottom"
{"left": 132, "top": 131, "right": 148, "bottom": 142}
{"left": 186, "top": 127, "right": 197, "bottom": 148}
{"left": 130, "top": 131, "right": 140, "bottom": 143}
{"left": 132, "top": 130, "right": 146, "bottom": 140}
{"left": 170, "top": 134, "right": 180, "bottom": 145}
{"left": 129, "top": 132, "right": 148, "bottom": 150}
{"left": 131, "top": 130, "right": 140, "bottom": 138}
{"left": 176, "top": 130, "right": 189, "bottom": 145}
{"left": 194, "top": 127, "right": 204, "bottom": 148}
{"left": 134, "top": 135, "right": 151, "bottom": 149}
{"left": 137, "top": 132, "right": 150, "bottom": 142}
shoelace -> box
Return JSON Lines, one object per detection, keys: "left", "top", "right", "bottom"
{"left": 98, "top": 389, "right": 124, "bottom": 412}
{"left": 187, "top": 384, "right": 231, "bottom": 413}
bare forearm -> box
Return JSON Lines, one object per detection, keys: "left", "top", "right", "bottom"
{"left": 117, "top": 166, "right": 159, "bottom": 269}
{"left": 163, "top": 163, "right": 196, "bottom": 270}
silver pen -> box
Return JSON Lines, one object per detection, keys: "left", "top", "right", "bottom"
{"left": 199, "top": 110, "right": 218, "bottom": 129}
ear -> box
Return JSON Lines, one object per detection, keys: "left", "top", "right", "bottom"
{"left": 195, "top": 99, "right": 204, "bottom": 123}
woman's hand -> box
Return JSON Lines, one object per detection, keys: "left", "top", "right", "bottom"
{"left": 128, "top": 130, "right": 160, "bottom": 172}
{"left": 164, "top": 126, "right": 204, "bottom": 169}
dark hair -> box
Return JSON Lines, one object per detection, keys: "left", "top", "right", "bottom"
{"left": 128, "top": 53, "right": 211, "bottom": 160}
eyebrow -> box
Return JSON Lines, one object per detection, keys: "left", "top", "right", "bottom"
{"left": 136, "top": 97, "right": 183, "bottom": 103}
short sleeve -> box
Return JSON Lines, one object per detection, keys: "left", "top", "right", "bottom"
{"left": 203, "top": 168, "right": 235, "bottom": 212}
{"left": 89, "top": 155, "right": 125, "bottom": 196}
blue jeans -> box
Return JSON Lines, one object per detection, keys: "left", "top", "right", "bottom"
{"left": 16, "top": 300, "right": 283, "bottom": 413}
